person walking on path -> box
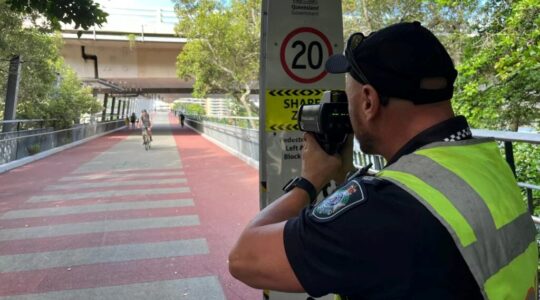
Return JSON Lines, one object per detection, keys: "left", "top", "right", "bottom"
{"left": 130, "top": 112, "right": 137, "bottom": 129}
{"left": 179, "top": 112, "right": 185, "bottom": 128}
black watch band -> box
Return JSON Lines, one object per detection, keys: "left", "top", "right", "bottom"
{"left": 282, "top": 176, "right": 317, "bottom": 203}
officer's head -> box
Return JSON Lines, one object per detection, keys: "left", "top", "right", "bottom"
{"left": 325, "top": 21, "right": 458, "bottom": 156}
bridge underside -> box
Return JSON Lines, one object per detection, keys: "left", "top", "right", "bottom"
{"left": 84, "top": 78, "right": 196, "bottom": 95}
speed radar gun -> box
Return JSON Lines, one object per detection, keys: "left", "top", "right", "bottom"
{"left": 298, "top": 90, "right": 352, "bottom": 155}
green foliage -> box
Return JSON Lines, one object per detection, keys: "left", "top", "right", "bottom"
{"left": 26, "top": 143, "right": 40, "bottom": 155}
{"left": 5, "top": 0, "right": 108, "bottom": 31}
{"left": 172, "top": 102, "right": 206, "bottom": 115}
{"left": 513, "top": 142, "right": 540, "bottom": 215}
{"left": 45, "top": 64, "right": 103, "bottom": 128}
{"left": 174, "top": 0, "right": 260, "bottom": 126}
{"left": 341, "top": 0, "right": 480, "bottom": 63}
{"left": 0, "top": 3, "right": 102, "bottom": 128}
{"left": 453, "top": 0, "right": 540, "bottom": 131}
{"left": 127, "top": 34, "right": 137, "bottom": 50}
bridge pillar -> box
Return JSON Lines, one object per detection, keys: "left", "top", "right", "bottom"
{"left": 110, "top": 97, "right": 116, "bottom": 121}
{"left": 116, "top": 99, "right": 122, "bottom": 119}
{"left": 102, "top": 94, "right": 109, "bottom": 122}
{"left": 121, "top": 100, "right": 126, "bottom": 118}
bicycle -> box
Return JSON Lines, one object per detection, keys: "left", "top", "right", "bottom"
{"left": 142, "top": 126, "right": 151, "bottom": 151}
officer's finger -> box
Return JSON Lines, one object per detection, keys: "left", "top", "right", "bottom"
{"left": 303, "top": 133, "right": 322, "bottom": 153}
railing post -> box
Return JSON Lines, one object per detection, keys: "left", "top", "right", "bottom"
{"left": 116, "top": 99, "right": 122, "bottom": 119}
{"left": 526, "top": 188, "right": 534, "bottom": 215}
{"left": 110, "top": 96, "right": 116, "bottom": 121}
{"left": 102, "top": 94, "right": 109, "bottom": 122}
{"left": 503, "top": 141, "right": 517, "bottom": 178}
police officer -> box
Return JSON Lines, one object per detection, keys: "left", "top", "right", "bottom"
{"left": 229, "top": 22, "right": 537, "bottom": 299}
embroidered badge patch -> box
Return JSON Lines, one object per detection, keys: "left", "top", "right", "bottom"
{"left": 311, "top": 179, "right": 366, "bottom": 221}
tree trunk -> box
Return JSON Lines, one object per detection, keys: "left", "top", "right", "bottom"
{"left": 361, "top": 0, "right": 372, "bottom": 32}
{"left": 238, "top": 86, "right": 257, "bottom": 129}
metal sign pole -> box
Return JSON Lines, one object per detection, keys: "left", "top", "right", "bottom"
{"left": 259, "top": 0, "right": 269, "bottom": 210}
{"left": 259, "top": 1, "right": 344, "bottom": 299}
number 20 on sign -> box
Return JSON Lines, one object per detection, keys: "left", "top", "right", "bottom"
{"left": 280, "top": 27, "right": 333, "bottom": 84}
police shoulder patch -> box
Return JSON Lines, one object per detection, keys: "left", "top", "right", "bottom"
{"left": 311, "top": 179, "right": 367, "bottom": 222}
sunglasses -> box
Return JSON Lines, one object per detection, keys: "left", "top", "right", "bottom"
{"left": 345, "top": 32, "right": 390, "bottom": 105}
{"left": 345, "top": 32, "right": 371, "bottom": 84}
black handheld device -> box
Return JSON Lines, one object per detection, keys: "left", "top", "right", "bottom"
{"left": 298, "top": 90, "right": 352, "bottom": 154}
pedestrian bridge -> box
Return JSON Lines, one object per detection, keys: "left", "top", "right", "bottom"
{"left": 0, "top": 112, "right": 538, "bottom": 299}
{"left": 0, "top": 112, "right": 259, "bottom": 299}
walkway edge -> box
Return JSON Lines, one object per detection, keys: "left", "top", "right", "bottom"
{"left": 186, "top": 124, "right": 259, "bottom": 170}
{"left": 0, "top": 126, "right": 126, "bottom": 174}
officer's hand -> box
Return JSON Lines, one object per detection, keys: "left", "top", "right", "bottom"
{"left": 301, "top": 133, "right": 342, "bottom": 191}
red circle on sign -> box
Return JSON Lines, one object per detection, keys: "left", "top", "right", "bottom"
{"left": 280, "top": 27, "right": 333, "bottom": 84}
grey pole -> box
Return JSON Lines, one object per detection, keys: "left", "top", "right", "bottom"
{"left": 2, "top": 55, "right": 22, "bottom": 133}
{"left": 121, "top": 99, "right": 126, "bottom": 118}
{"left": 102, "top": 94, "right": 109, "bottom": 122}
{"left": 110, "top": 97, "right": 116, "bottom": 121}
{"left": 126, "top": 99, "right": 131, "bottom": 115}
{"left": 116, "top": 99, "right": 122, "bottom": 119}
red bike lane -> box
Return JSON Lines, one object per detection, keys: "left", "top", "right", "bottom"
{"left": 0, "top": 114, "right": 261, "bottom": 299}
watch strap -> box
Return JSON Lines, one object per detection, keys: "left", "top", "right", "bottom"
{"left": 283, "top": 177, "right": 317, "bottom": 203}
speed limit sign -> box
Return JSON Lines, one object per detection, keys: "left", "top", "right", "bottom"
{"left": 280, "top": 27, "right": 333, "bottom": 84}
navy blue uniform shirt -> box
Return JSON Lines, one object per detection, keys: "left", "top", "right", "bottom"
{"left": 283, "top": 116, "right": 484, "bottom": 299}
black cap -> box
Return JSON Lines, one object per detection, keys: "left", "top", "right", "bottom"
{"left": 326, "top": 21, "right": 458, "bottom": 104}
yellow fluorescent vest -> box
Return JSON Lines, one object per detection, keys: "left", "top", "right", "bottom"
{"left": 371, "top": 138, "right": 537, "bottom": 300}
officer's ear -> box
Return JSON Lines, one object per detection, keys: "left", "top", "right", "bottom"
{"left": 360, "top": 84, "right": 382, "bottom": 121}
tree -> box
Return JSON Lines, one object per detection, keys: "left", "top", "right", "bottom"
{"left": 172, "top": 102, "right": 205, "bottom": 115}
{"left": 453, "top": 0, "right": 540, "bottom": 131}
{"left": 0, "top": 2, "right": 102, "bottom": 127}
{"left": 44, "top": 63, "right": 103, "bottom": 128}
{"left": 174, "top": 0, "right": 260, "bottom": 127}
{"left": 341, "top": 0, "right": 480, "bottom": 64}
{"left": 5, "top": 0, "right": 108, "bottom": 31}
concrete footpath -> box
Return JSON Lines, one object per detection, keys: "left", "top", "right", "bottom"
{"left": 0, "top": 112, "right": 260, "bottom": 300}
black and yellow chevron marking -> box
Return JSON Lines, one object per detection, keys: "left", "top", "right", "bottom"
{"left": 268, "top": 89, "right": 324, "bottom": 97}
{"left": 268, "top": 123, "right": 299, "bottom": 131}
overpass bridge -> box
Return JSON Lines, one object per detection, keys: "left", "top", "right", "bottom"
{"left": 61, "top": 5, "right": 192, "bottom": 96}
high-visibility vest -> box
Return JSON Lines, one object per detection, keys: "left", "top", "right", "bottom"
{"left": 336, "top": 138, "right": 537, "bottom": 300}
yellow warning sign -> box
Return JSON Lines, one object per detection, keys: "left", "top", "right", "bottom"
{"left": 266, "top": 89, "right": 324, "bottom": 131}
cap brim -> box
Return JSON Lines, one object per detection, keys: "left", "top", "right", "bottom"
{"left": 325, "top": 54, "right": 350, "bottom": 74}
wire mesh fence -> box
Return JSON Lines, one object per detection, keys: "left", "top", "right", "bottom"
{"left": 0, "top": 120, "right": 125, "bottom": 165}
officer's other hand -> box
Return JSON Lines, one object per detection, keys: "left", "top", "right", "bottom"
{"left": 301, "top": 133, "right": 342, "bottom": 191}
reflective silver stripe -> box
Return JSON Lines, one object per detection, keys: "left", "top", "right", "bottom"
{"left": 416, "top": 137, "right": 494, "bottom": 151}
{"left": 382, "top": 146, "right": 536, "bottom": 292}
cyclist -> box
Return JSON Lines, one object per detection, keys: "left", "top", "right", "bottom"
{"left": 140, "top": 109, "right": 152, "bottom": 143}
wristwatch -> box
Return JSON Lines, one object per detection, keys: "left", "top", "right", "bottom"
{"left": 282, "top": 176, "right": 317, "bottom": 203}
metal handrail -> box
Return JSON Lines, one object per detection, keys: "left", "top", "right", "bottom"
{"left": 0, "top": 120, "right": 123, "bottom": 143}
{"left": 186, "top": 116, "right": 540, "bottom": 224}
{"left": 472, "top": 129, "right": 540, "bottom": 144}
{"left": 0, "top": 119, "right": 57, "bottom": 124}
